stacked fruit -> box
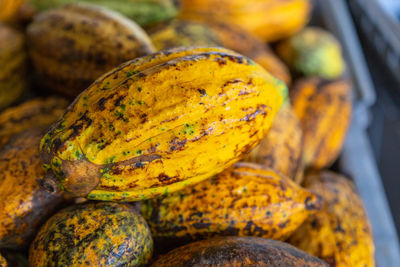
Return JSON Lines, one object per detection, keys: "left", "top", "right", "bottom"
{"left": 0, "top": 0, "right": 375, "bottom": 266}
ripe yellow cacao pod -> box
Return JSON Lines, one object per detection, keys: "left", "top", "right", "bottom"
{"left": 29, "top": 202, "right": 153, "bottom": 267}
{"left": 141, "top": 162, "right": 322, "bottom": 249}
{"left": 0, "top": 23, "right": 27, "bottom": 110}
{"left": 0, "top": 97, "right": 69, "bottom": 149}
{"left": 277, "top": 27, "right": 346, "bottom": 79}
{"left": 148, "top": 19, "right": 291, "bottom": 85}
{"left": 180, "top": 0, "right": 312, "bottom": 42}
{"left": 0, "top": 253, "right": 6, "bottom": 267}
{"left": 27, "top": 3, "right": 155, "bottom": 97}
{"left": 0, "top": 0, "right": 24, "bottom": 22}
{"left": 245, "top": 104, "right": 304, "bottom": 183}
{"left": 288, "top": 171, "right": 375, "bottom": 267}
{"left": 0, "top": 128, "right": 64, "bottom": 249}
{"left": 291, "top": 77, "right": 352, "bottom": 169}
{"left": 40, "top": 47, "right": 287, "bottom": 201}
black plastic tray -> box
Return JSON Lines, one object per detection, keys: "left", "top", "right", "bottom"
{"left": 349, "top": 0, "right": 400, "bottom": 85}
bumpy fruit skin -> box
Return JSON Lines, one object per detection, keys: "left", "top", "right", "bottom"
{"left": 0, "top": 97, "right": 69, "bottom": 149}
{"left": 245, "top": 104, "right": 304, "bottom": 183}
{"left": 277, "top": 27, "right": 346, "bottom": 79}
{"left": 148, "top": 19, "right": 291, "bottom": 85}
{"left": 0, "top": 23, "right": 27, "bottom": 110}
{"left": 0, "top": 253, "right": 6, "bottom": 267}
{"left": 141, "top": 162, "right": 321, "bottom": 248}
{"left": 180, "top": 0, "right": 312, "bottom": 42}
{"left": 291, "top": 77, "right": 352, "bottom": 169}
{"left": 0, "top": 128, "right": 64, "bottom": 249}
{"left": 39, "top": 47, "right": 287, "bottom": 201}
{"left": 288, "top": 171, "right": 375, "bottom": 267}
{"left": 29, "top": 202, "right": 153, "bottom": 267}
{"left": 151, "top": 236, "right": 328, "bottom": 267}
{"left": 29, "top": 0, "right": 178, "bottom": 27}
{"left": 27, "top": 3, "right": 155, "bottom": 97}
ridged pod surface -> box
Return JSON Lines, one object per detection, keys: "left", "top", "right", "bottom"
{"left": 40, "top": 47, "right": 287, "bottom": 201}
{"left": 0, "top": 23, "right": 27, "bottom": 110}
{"left": 148, "top": 19, "right": 291, "bottom": 85}
{"left": 151, "top": 236, "right": 328, "bottom": 267}
{"left": 29, "top": 202, "right": 153, "bottom": 267}
{"left": 288, "top": 171, "right": 375, "bottom": 267}
{"left": 141, "top": 162, "right": 321, "bottom": 247}
{"left": 0, "top": 128, "right": 64, "bottom": 249}
{"left": 180, "top": 0, "right": 312, "bottom": 42}
{"left": 245, "top": 104, "right": 304, "bottom": 183}
{"left": 29, "top": 0, "right": 178, "bottom": 27}
{"left": 0, "top": 97, "right": 69, "bottom": 149}
{"left": 0, "top": 253, "right": 6, "bottom": 267}
{"left": 277, "top": 27, "right": 346, "bottom": 79}
{"left": 290, "top": 77, "right": 352, "bottom": 169}
{"left": 27, "top": 3, "right": 155, "bottom": 97}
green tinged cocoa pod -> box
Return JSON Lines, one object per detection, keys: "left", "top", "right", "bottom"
{"left": 151, "top": 237, "right": 328, "bottom": 267}
{"left": 29, "top": 0, "right": 179, "bottom": 26}
{"left": 0, "top": 23, "right": 27, "bottom": 110}
{"left": 277, "top": 27, "right": 346, "bottom": 79}
{"left": 39, "top": 47, "right": 287, "bottom": 201}
{"left": 29, "top": 202, "right": 153, "bottom": 267}
{"left": 27, "top": 3, "right": 155, "bottom": 97}
{"left": 0, "top": 128, "right": 64, "bottom": 249}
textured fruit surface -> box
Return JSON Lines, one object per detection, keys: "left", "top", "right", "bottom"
{"left": 180, "top": 0, "right": 312, "bottom": 42}
{"left": 0, "top": 23, "right": 27, "bottom": 110}
{"left": 151, "top": 236, "right": 328, "bottom": 267}
{"left": 245, "top": 104, "right": 304, "bottom": 183}
{"left": 0, "top": 128, "right": 64, "bottom": 249}
{"left": 291, "top": 77, "right": 352, "bottom": 169}
{"left": 29, "top": 202, "right": 153, "bottom": 267}
{"left": 0, "top": 253, "right": 6, "bottom": 267}
{"left": 141, "top": 162, "right": 321, "bottom": 246}
{"left": 0, "top": 97, "right": 69, "bottom": 149}
{"left": 277, "top": 27, "right": 346, "bottom": 79}
{"left": 40, "top": 47, "right": 287, "bottom": 201}
{"left": 27, "top": 3, "right": 155, "bottom": 97}
{"left": 29, "top": 0, "right": 178, "bottom": 26}
{"left": 288, "top": 171, "right": 375, "bottom": 267}
{"left": 0, "top": 0, "right": 24, "bottom": 22}
{"left": 148, "top": 19, "right": 291, "bottom": 85}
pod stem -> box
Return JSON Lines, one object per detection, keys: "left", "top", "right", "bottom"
{"left": 38, "top": 171, "right": 60, "bottom": 194}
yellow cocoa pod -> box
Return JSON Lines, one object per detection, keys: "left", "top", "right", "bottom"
{"left": 291, "top": 77, "right": 352, "bottom": 169}
{"left": 40, "top": 47, "right": 287, "bottom": 201}
{"left": 0, "top": 97, "right": 69, "bottom": 149}
{"left": 288, "top": 171, "right": 375, "bottom": 267}
{"left": 277, "top": 27, "right": 346, "bottom": 79}
{"left": 0, "top": 0, "right": 24, "bottom": 22}
{"left": 141, "top": 162, "right": 322, "bottom": 248}
{"left": 245, "top": 104, "right": 304, "bottom": 183}
{"left": 0, "top": 253, "right": 6, "bottom": 267}
{"left": 180, "top": 0, "right": 312, "bottom": 42}
{"left": 0, "top": 23, "right": 27, "bottom": 110}
{"left": 29, "top": 202, "right": 153, "bottom": 267}
{"left": 0, "top": 127, "right": 65, "bottom": 249}
{"left": 149, "top": 19, "right": 291, "bottom": 85}
{"left": 27, "top": 3, "right": 155, "bottom": 97}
